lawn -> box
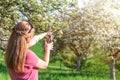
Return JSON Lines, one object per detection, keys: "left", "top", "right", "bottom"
{"left": 38, "top": 67, "right": 110, "bottom": 80}
{"left": 0, "top": 41, "right": 120, "bottom": 80}
{"left": 0, "top": 61, "right": 111, "bottom": 80}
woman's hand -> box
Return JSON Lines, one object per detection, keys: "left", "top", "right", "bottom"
{"left": 47, "top": 30, "right": 55, "bottom": 36}
{"left": 44, "top": 39, "right": 53, "bottom": 52}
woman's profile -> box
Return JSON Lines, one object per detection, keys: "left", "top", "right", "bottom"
{"left": 5, "top": 20, "right": 53, "bottom": 80}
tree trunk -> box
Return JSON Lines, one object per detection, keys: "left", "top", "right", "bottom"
{"left": 60, "top": 60, "right": 62, "bottom": 70}
{"left": 76, "top": 55, "right": 81, "bottom": 71}
{"left": 110, "top": 56, "right": 116, "bottom": 80}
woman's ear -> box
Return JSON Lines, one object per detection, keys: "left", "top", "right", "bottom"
{"left": 25, "top": 28, "right": 35, "bottom": 43}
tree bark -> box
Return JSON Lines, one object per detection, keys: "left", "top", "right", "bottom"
{"left": 60, "top": 60, "right": 62, "bottom": 70}
{"left": 110, "top": 56, "right": 116, "bottom": 80}
{"left": 76, "top": 55, "right": 81, "bottom": 71}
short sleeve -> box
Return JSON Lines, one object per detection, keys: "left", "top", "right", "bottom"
{"left": 25, "top": 50, "right": 39, "bottom": 67}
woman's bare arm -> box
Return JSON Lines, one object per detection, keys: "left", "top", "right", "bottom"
{"left": 29, "top": 32, "right": 47, "bottom": 47}
{"left": 29, "top": 30, "right": 53, "bottom": 47}
{"left": 35, "top": 40, "right": 53, "bottom": 69}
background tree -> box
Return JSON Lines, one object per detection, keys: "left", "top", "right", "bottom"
{"left": 0, "top": 0, "right": 71, "bottom": 30}
{"left": 54, "top": 0, "right": 120, "bottom": 75}
{"left": 53, "top": 1, "right": 96, "bottom": 71}
{"left": 81, "top": 0, "right": 120, "bottom": 80}
{"left": 61, "top": 13, "right": 96, "bottom": 71}
{"left": 0, "top": 0, "right": 75, "bottom": 52}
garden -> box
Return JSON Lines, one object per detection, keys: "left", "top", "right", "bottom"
{"left": 1, "top": 0, "right": 120, "bottom": 80}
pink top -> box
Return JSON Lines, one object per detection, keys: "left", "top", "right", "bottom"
{"left": 7, "top": 50, "right": 39, "bottom": 80}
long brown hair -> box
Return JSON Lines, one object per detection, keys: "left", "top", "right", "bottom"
{"left": 5, "top": 21, "right": 35, "bottom": 73}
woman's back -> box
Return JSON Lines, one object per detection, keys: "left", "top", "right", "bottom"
{"left": 7, "top": 50, "right": 39, "bottom": 80}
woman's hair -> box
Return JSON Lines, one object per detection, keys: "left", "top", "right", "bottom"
{"left": 5, "top": 20, "right": 35, "bottom": 73}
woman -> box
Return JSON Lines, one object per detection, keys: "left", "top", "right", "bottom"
{"left": 5, "top": 20, "right": 53, "bottom": 80}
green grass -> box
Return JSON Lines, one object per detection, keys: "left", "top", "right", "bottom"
{"left": 38, "top": 67, "right": 111, "bottom": 80}
{"left": 30, "top": 40, "right": 44, "bottom": 58}
{"left": 0, "top": 53, "right": 11, "bottom": 80}
{"left": 0, "top": 63, "right": 10, "bottom": 80}
{"left": 1, "top": 41, "right": 120, "bottom": 80}
{"left": 0, "top": 60, "right": 111, "bottom": 80}
{"left": 0, "top": 62, "right": 111, "bottom": 80}
{"left": 0, "top": 53, "right": 112, "bottom": 80}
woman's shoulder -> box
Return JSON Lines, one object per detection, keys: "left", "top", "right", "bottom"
{"left": 26, "top": 49, "right": 36, "bottom": 57}
{"left": 25, "top": 49, "right": 39, "bottom": 65}
{"left": 27, "top": 49, "right": 33, "bottom": 53}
